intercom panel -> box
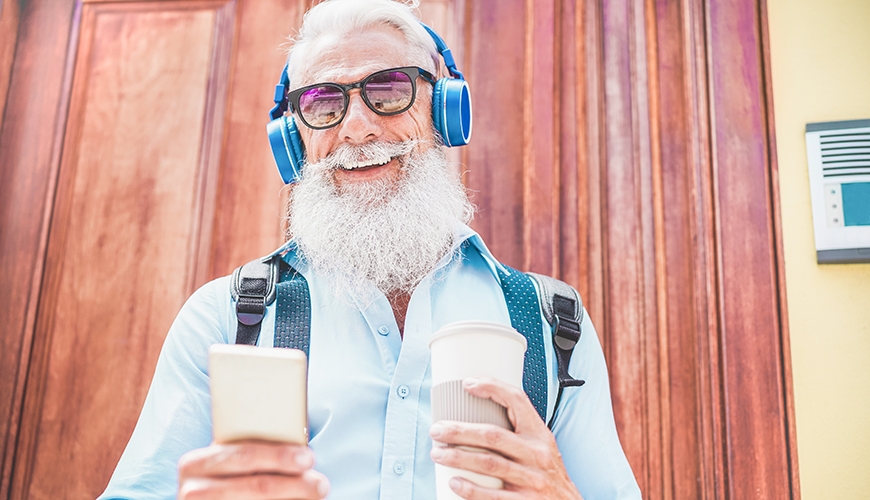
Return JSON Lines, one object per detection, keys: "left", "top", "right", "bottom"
{"left": 805, "top": 119, "right": 870, "bottom": 264}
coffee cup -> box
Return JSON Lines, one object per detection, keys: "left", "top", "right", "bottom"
{"left": 428, "top": 320, "right": 527, "bottom": 499}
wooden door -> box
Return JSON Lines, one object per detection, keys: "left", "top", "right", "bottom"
{"left": 0, "top": 0, "right": 799, "bottom": 499}
{"left": 0, "top": 0, "right": 307, "bottom": 497}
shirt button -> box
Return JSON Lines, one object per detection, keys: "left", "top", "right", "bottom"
{"left": 393, "top": 460, "right": 405, "bottom": 475}
{"left": 377, "top": 326, "right": 390, "bottom": 336}
{"left": 397, "top": 385, "right": 410, "bottom": 399}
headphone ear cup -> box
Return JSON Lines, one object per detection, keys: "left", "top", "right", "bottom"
{"left": 431, "top": 77, "right": 472, "bottom": 147}
{"left": 266, "top": 115, "right": 305, "bottom": 184}
{"left": 431, "top": 79, "right": 447, "bottom": 143}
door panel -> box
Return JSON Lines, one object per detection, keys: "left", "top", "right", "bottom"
{"left": 15, "top": 3, "right": 228, "bottom": 498}
{"left": 0, "top": 0, "right": 83, "bottom": 494}
{"left": 4, "top": 1, "right": 303, "bottom": 498}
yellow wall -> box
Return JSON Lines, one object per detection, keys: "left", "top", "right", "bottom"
{"left": 767, "top": 0, "right": 870, "bottom": 498}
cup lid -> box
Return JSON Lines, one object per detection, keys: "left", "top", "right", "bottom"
{"left": 428, "top": 320, "right": 528, "bottom": 350}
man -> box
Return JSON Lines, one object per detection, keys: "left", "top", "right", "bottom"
{"left": 100, "top": 1, "right": 640, "bottom": 499}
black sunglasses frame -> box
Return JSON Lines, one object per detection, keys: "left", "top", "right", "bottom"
{"left": 287, "top": 66, "right": 436, "bottom": 130}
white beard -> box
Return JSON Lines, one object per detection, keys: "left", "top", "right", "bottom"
{"left": 287, "top": 140, "right": 474, "bottom": 303}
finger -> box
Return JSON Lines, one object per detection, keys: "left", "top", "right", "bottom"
{"left": 430, "top": 444, "right": 538, "bottom": 488}
{"left": 448, "top": 476, "right": 523, "bottom": 500}
{"left": 178, "top": 442, "right": 314, "bottom": 481}
{"left": 462, "top": 378, "right": 549, "bottom": 435}
{"left": 430, "top": 422, "right": 527, "bottom": 462}
{"left": 178, "top": 470, "right": 329, "bottom": 500}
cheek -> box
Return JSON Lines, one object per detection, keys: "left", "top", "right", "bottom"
{"left": 405, "top": 96, "right": 435, "bottom": 142}
{"left": 298, "top": 127, "right": 336, "bottom": 163}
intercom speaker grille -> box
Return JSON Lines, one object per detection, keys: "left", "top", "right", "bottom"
{"left": 818, "top": 130, "right": 870, "bottom": 179}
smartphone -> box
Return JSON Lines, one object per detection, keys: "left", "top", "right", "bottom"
{"left": 208, "top": 344, "right": 308, "bottom": 445}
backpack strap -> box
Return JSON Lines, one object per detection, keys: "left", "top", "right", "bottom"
{"left": 497, "top": 266, "right": 549, "bottom": 422}
{"left": 273, "top": 263, "right": 312, "bottom": 357}
{"left": 230, "top": 254, "right": 281, "bottom": 345}
{"left": 231, "top": 255, "right": 310, "bottom": 354}
{"left": 232, "top": 252, "right": 580, "bottom": 428}
{"left": 527, "top": 272, "right": 586, "bottom": 427}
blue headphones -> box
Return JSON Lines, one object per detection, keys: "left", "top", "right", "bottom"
{"left": 266, "top": 23, "right": 472, "bottom": 184}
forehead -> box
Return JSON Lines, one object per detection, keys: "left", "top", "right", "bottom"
{"left": 297, "top": 25, "right": 422, "bottom": 86}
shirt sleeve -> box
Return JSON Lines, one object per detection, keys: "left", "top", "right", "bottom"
{"left": 551, "top": 310, "right": 643, "bottom": 500}
{"left": 98, "top": 277, "right": 232, "bottom": 500}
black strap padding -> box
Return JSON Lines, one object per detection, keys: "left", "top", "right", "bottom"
{"left": 527, "top": 273, "right": 586, "bottom": 389}
{"left": 231, "top": 254, "right": 280, "bottom": 346}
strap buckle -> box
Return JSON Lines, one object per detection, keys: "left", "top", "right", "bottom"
{"left": 236, "top": 294, "right": 266, "bottom": 326}
{"left": 552, "top": 314, "right": 581, "bottom": 351}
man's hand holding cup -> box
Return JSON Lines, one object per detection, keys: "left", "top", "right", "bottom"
{"left": 428, "top": 321, "right": 583, "bottom": 500}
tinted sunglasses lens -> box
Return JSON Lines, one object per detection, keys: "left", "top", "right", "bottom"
{"left": 298, "top": 85, "right": 345, "bottom": 128}
{"left": 364, "top": 70, "right": 414, "bottom": 114}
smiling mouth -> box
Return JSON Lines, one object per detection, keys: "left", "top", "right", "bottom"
{"left": 339, "top": 154, "right": 394, "bottom": 171}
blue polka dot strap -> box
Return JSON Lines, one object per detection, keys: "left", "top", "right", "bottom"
{"left": 497, "top": 265, "right": 548, "bottom": 421}
{"left": 273, "top": 262, "right": 311, "bottom": 357}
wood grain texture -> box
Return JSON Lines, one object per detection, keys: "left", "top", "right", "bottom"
{"left": 0, "top": 0, "right": 78, "bottom": 496}
{"left": 707, "top": 1, "right": 792, "bottom": 497}
{"left": 0, "top": 0, "right": 21, "bottom": 127}
{"left": 188, "top": 1, "right": 236, "bottom": 292}
{"left": 599, "top": 1, "right": 664, "bottom": 494}
{"left": 205, "top": 0, "right": 306, "bottom": 278}
{"left": 651, "top": 0, "right": 708, "bottom": 497}
{"left": 645, "top": 0, "right": 735, "bottom": 497}
{"left": 556, "top": 0, "right": 582, "bottom": 291}
{"left": 577, "top": 0, "right": 607, "bottom": 329}
{"left": 522, "top": 0, "right": 559, "bottom": 275}
{"left": 11, "top": 2, "right": 231, "bottom": 498}
{"left": 759, "top": 0, "right": 800, "bottom": 495}
{"left": 462, "top": 0, "right": 527, "bottom": 269}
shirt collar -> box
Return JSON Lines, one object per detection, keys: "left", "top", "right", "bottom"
{"left": 450, "top": 223, "right": 508, "bottom": 284}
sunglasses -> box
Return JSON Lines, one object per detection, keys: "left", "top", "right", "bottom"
{"left": 287, "top": 66, "right": 436, "bottom": 130}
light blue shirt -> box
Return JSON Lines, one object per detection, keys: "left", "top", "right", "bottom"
{"left": 100, "top": 225, "right": 641, "bottom": 499}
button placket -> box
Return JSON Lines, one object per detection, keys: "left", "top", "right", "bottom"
{"left": 377, "top": 280, "right": 432, "bottom": 499}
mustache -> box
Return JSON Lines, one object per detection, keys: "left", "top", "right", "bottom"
{"left": 310, "top": 139, "right": 420, "bottom": 172}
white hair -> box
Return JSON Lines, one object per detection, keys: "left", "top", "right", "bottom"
{"left": 287, "top": 0, "right": 440, "bottom": 85}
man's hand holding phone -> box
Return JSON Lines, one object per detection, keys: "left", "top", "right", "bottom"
{"left": 177, "top": 441, "right": 329, "bottom": 499}
{"left": 177, "top": 345, "right": 328, "bottom": 499}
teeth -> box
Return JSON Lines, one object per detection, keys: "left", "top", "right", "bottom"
{"left": 343, "top": 155, "right": 392, "bottom": 170}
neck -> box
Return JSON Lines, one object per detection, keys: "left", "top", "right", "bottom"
{"left": 387, "top": 290, "right": 412, "bottom": 338}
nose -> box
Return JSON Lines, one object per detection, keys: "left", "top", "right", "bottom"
{"left": 338, "top": 90, "right": 382, "bottom": 145}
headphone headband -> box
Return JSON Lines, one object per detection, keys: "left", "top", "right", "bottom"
{"left": 420, "top": 23, "right": 464, "bottom": 81}
{"left": 269, "top": 64, "right": 290, "bottom": 120}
